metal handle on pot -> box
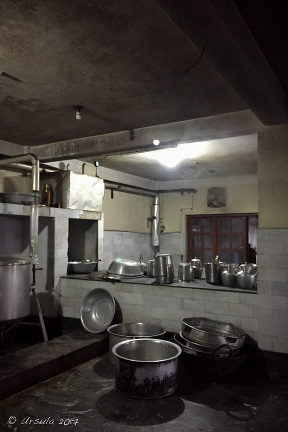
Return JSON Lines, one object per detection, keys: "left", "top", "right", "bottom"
{"left": 212, "top": 344, "right": 233, "bottom": 359}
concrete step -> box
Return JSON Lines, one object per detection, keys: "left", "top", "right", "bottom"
{"left": 0, "top": 329, "right": 108, "bottom": 400}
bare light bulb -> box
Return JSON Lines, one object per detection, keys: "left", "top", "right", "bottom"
{"left": 153, "top": 139, "right": 160, "bottom": 146}
{"left": 75, "top": 109, "right": 81, "bottom": 120}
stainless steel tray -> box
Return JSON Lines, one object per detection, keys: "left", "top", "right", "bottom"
{"left": 182, "top": 317, "right": 246, "bottom": 348}
{"left": 173, "top": 333, "right": 233, "bottom": 358}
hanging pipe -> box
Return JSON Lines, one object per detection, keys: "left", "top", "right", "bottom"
{"left": 0, "top": 153, "right": 40, "bottom": 264}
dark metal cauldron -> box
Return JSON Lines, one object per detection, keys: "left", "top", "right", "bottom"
{"left": 112, "top": 338, "right": 181, "bottom": 399}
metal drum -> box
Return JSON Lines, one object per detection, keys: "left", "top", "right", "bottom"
{"left": 0, "top": 257, "right": 31, "bottom": 324}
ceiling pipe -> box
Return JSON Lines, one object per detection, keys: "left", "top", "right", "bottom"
{"left": 0, "top": 153, "right": 40, "bottom": 264}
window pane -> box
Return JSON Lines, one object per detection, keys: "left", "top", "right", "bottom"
{"left": 232, "top": 234, "right": 243, "bottom": 249}
{"left": 192, "top": 235, "right": 201, "bottom": 248}
{"left": 203, "top": 218, "right": 213, "bottom": 233}
{"left": 203, "top": 235, "right": 213, "bottom": 248}
{"left": 232, "top": 218, "right": 242, "bottom": 233}
{"left": 232, "top": 250, "right": 244, "bottom": 264}
{"left": 191, "top": 219, "right": 201, "bottom": 232}
{"left": 203, "top": 250, "right": 213, "bottom": 263}
{"left": 219, "top": 234, "right": 230, "bottom": 248}
{"left": 219, "top": 250, "right": 230, "bottom": 263}
{"left": 218, "top": 218, "right": 230, "bottom": 232}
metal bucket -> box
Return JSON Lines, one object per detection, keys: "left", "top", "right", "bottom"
{"left": 178, "top": 263, "right": 194, "bottom": 281}
{"left": 0, "top": 257, "right": 31, "bottom": 324}
{"left": 107, "top": 322, "right": 166, "bottom": 364}
{"left": 112, "top": 338, "right": 181, "bottom": 399}
{"left": 205, "top": 262, "right": 221, "bottom": 284}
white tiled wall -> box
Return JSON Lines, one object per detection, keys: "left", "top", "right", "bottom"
{"left": 257, "top": 228, "right": 288, "bottom": 354}
{"left": 60, "top": 278, "right": 259, "bottom": 343}
{"left": 102, "top": 231, "right": 153, "bottom": 269}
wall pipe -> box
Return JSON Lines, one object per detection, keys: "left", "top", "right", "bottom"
{"left": 0, "top": 153, "right": 40, "bottom": 264}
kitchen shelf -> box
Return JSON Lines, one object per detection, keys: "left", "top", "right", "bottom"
{"left": 0, "top": 203, "right": 101, "bottom": 220}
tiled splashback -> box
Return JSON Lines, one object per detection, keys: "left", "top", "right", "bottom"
{"left": 102, "top": 231, "right": 184, "bottom": 270}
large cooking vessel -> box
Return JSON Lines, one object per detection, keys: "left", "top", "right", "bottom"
{"left": 178, "top": 263, "right": 194, "bottom": 281}
{"left": 107, "top": 322, "right": 166, "bottom": 364}
{"left": 221, "top": 263, "right": 237, "bottom": 287}
{"left": 191, "top": 257, "right": 203, "bottom": 279}
{"left": 236, "top": 263, "right": 257, "bottom": 289}
{"left": 112, "top": 338, "right": 181, "bottom": 399}
{"left": 154, "top": 253, "right": 174, "bottom": 284}
{"left": 0, "top": 257, "right": 31, "bottom": 324}
{"left": 205, "top": 262, "right": 221, "bottom": 284}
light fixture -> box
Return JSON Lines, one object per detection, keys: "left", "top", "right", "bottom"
{"left": 144, "top": 141, "right": 209, "bottom": 168}
{"left": 73, "top": 105, "right": 82, "bottom": 121}
{"left": 153, "top": 139, "right": 160, "bottom": 146}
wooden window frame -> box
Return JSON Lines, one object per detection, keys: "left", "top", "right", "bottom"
{"left": 186, "top": 213, "right": 257, "bottom": 264}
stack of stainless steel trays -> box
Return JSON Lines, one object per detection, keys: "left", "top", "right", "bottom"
{"left": 180, "top": 317, "right": 246, "bottom": 357}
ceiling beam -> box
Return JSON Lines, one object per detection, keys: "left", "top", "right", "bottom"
{"left": 27, "top": 110, "right": 260, "bottom": 162}
{"left": 155, "top": 0, "right": 288, "bottom": 125}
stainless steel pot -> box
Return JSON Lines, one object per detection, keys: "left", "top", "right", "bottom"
{"left": 205, "top": 262, "right": 221, "bottom": 284}
{"left": 221, "top": 263, "right": 237, "bottom": 287}
{"left": 191, "top": 257, "right": 203, "bottom": 279}
{"left": 178, "top": 263, "right": 194, "bottom": 281}
{"left": 0, "top": 257, "right": 31, "bottom": 324}
{"left": 112, "top": 338, "right": 181, "bottom": 399}
{"left": 146, "top": 259, "right": 155, "bottom": 277}
{"left": 236, "top": 263, "right": 257, "bottom": 289}
{"left": 154, "top": 254, "right": 174, "bottom": 284}
{"left": 107, "top": 322, "right": 166, "bottom": 364}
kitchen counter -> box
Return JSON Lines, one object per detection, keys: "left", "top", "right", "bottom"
{"left": 63, "top": 272, "right": 257, "bottom": 294}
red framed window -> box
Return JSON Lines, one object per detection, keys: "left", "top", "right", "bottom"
{"left": 186, "top": 214, "right": 257, "bottom": 264}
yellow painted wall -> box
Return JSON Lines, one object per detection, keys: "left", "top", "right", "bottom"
{"left": 160, "top": 175, "right": 258, "bottom": 233}
{"left": 102, "top": 174, "right": 258, "bottom": 233}
{"left": 258, "top": 126, "right": 288, "bottom": 228}
{"left": 103, "top": 189, "right": 153, "bottom": 233}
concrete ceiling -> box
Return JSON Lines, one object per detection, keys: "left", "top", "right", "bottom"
{"left": 0, "top": 0, "right": 287, "bottom": 180}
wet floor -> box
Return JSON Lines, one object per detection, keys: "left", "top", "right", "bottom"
{"left": 1, "top": 349, "right": 288, "bottom": 432}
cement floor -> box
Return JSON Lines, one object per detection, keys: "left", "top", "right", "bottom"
{"left": 1, "top": 350, "right": 288, "bottom": 432}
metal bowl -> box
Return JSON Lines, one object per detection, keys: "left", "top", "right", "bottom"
{"left": 107, "top": 258, "right": 143, "bottom": 277}
{"left": 80, "top": 288, "right": 115, "bottom": 333}
{"left": 67, "top": 260, "right": 97, "bottom": 274}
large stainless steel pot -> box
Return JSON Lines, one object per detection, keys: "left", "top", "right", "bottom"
{"left": 205, "top": 262, "right": 221, "bottom": 284}
{"left": 178, "top": 263, "right": 194, "bottom": 281}
{"left": 236, "top": 263, "right": 257, "bottom": 289}
{"left": 0, "top": 257, "right": 31, "bottom": 324}
{"left": 112, "top": 338, "right": 181, "bottom": 399}
{"left": 107, "top": 322, "right": 166, "bottom": 364}
{"left": 154, "top": 253, "right": 174, "bottom": 284}
{"left": 191, "top": 257, "right": 203, "bottom": 279}
{"left": 221, "top": 263, "right": 237, "bottom": 287}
